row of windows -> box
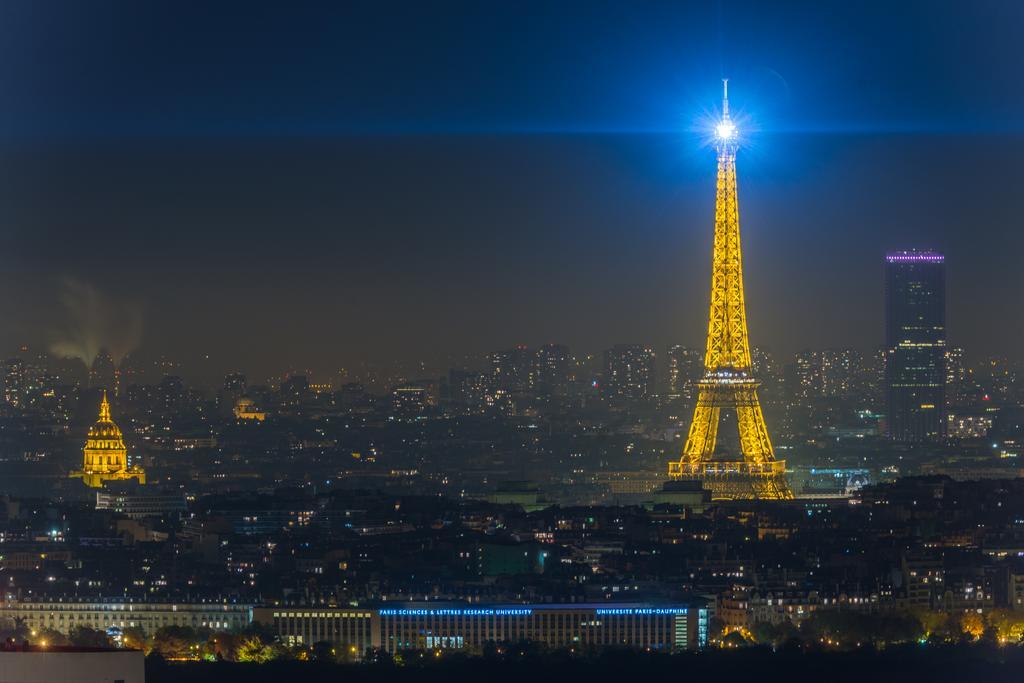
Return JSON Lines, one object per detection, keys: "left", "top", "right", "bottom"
{"left": 272, "top": 611, "right": 371, "bottom": 619}
{"left": 8, "top": 604, "right": 248, "bottom": 613}
{"left": 381, "top": 613, "right": 688, "bottom": 652}
{"left": 18, "top": 614, "right": 246, "bottom": 630}
{"left": 265, "top": 615, "right": 692, "bottom": 651}
{"left": 260, "top": 609, "right": 709, "bottom": 654}
{"left": 274, "top": 615, "right": 373, "bottom": 650}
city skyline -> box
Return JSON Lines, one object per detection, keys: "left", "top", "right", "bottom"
{"left": 2, "top": 4, "right": 1024, "bottom": 677}
{"left": 2, "top": 2, "right": 1024, "bottom": 381}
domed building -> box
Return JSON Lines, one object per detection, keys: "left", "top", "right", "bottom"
{"left": 70, "top": 391, "right": 145, "bottom": 488}
{"left": 233, "top": 396, "right": 266, "bottom": 421}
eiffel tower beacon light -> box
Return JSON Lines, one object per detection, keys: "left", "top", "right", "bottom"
{"left": 667, "top": 80, "right": 794, "bottom": 500}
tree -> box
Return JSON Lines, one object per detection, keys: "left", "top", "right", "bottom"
{"left": 985, "top": 609, "right": 1024, "bottom": 644}
{"left": 69, "top": 625, "right": 113, "bottom": 648}
{"left": 722, "top": 630, "right": 753, "bottom": 648}
{"left": 873, "top": 611, "right": 923, "bottom": 646}
{"left": 198, "top": 630, "right": 238, "bottom": 661}
{"left": 0, "top": 618, "right": 29, "bottom": 644}
{"left": 151, "top": 625, "right": 199, "bottom": 659}
{"left": 34, "top": 628, "right": 69, "bottom": 647}
{"left": 750, "top": 620, "right": 799, "bottom": 647}
{"left": 120, "top": 626, "right": 150, "bottom": 653}
{"left": 910, "top": 609, "right": 957, "bottom": 643}
{"left": 961, "top": 612, "right": 985, "bottom": 640}
{"left": 311, "top": 640, "right": 336, "bottom": 662}
{"left": 911, "top": 608, "right": 946, "bottom": 640}
{"left": 236, "top": 635, "right": 276, "bottom": 663}
{"left": 707, "top": 616, "right": 726, "bottom": 643}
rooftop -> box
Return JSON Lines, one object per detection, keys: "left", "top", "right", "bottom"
{"left": 886, "top": 250, "right": 944, "bottom": 263}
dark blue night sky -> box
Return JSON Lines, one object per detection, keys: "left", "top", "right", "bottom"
{"left": 0, "top": 0, "right": 1022, "bottom": 380}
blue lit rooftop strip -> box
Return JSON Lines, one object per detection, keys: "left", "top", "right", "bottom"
{"left": 375, "top": 602, "right": 699, "bottom": 617}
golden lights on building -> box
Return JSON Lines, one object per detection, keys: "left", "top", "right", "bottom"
{"left": 70, "top": 391, "right": 145, "bottom": 488}
{"left": 234, "top": 397, "right": 267, "bottom": 421}
{"left": 666, "top": 81, "right": 792, "bottom": 500}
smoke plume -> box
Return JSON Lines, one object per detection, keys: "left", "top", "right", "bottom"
{"left": 48, "top": 278, "right": 144, "bottom": 364}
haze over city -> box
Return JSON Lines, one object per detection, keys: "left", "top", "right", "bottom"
{"left": 2, "top": 1, "right": 1024, "bottom": 383}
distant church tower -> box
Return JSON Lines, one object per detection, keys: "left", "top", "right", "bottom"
{"left": 71, "top": 391, "right": 145, "bottom": 488}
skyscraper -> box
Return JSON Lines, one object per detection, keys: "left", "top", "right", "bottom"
{"left": 448, "top": 369, "right": 491, "bottom": 411}
{"left": 944, "top": 346, "right": 967, "bottom": 405}
{"left": 885, "top": 251, "right": 946, "bottom": 441}
{"left": 488, "top": 346, "right": 535, "bottom": 394}
{"left": 666, "top": 345, "right": 702, "bottom": 400}
{"left": 791, "top": 349, "right": 863, "bottom": 400}
{"left": 792, "top": 350, "right": 821, "bottom": 401}
{"left": 535, "top": 344, "right": 570, "bottom": 399}
{"left": 391, "top": 384, "right": 432, "bottom": 418}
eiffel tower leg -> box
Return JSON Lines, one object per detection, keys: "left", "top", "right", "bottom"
{"left": 752, "top": 475, "right": 793, "bottom": 500}
{"left": 683, "top": 388, "right": 720, "bottom": 463}
{"left": 735, "top": 386, "right": 773, "bottom": 463}
{"left": 735, "top": 389, "right": 793, "bottom": 500}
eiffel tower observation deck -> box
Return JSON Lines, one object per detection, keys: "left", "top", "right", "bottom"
{"left": 667, "top": 81, "right": 793, "bottom": 500}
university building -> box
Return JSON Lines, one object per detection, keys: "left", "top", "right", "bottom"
{"left": 0, "top": 600, "right": 252, "bottom": 634}
{"left": 253, "top": 602, "right": 709, "bottom": 657}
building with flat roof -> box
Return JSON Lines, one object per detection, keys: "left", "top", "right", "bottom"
{"left": 603, "top": 345, "right": 655, "bottom": 402}
{"left": 885, "top": 250, "right": 946, "bottom": 442}
{"left": 254, "top": 607, "right": 375, "bottom": 655}
{"left": 0, "top": 645, "right": 144, "bottom": 683}
{"left": 0, "top": 600, "right": 252, "bottom": 635}
{"left": 95, "top": 490, "right": 187, "bottom": 518}
{"left": 253, "top": 602, "right": 709, "bottom": 657}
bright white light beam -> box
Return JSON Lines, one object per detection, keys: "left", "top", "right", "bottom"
{"left": 716, "top": 78, "right": 736, "bottom": 140}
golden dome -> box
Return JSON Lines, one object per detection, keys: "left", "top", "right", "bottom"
{"left": 87, "top": 391, "right": 124, "bottom": 441}
{"left": 234, "top": 396, "right": 266, "bottom": 421}
{"left": 71, "top": 391, "right": 144, "bottom": 488}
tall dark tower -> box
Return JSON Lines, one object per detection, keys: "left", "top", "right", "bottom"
{"left": 885, "top": 251, "right": 946, "bottom": 441}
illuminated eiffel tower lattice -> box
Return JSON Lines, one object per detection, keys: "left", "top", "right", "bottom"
{"left": 667, "top": 81, "right": 793, "bottom": 500}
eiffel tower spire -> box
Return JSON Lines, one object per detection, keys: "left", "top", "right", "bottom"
{"left": 668, "top": 82, "right": 793, "bottom": 500}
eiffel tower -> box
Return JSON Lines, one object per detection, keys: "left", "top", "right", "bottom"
{"left": 667, "top": 81, "right": 793, "bottom": 500}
